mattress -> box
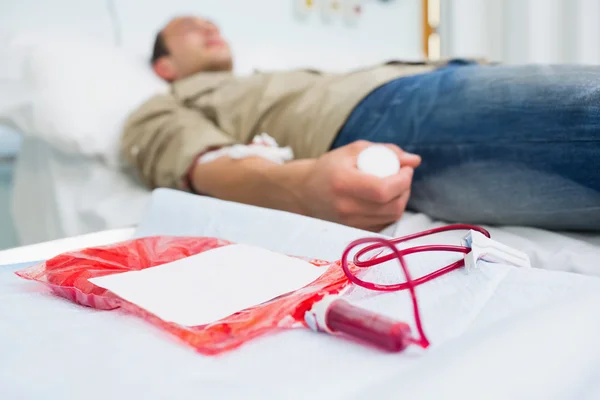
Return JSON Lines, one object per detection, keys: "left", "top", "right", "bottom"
{"left": 11, "top": 137, "right": 151, "bottom": 245}
{"left": 0, "top": 126, "right": 21, "bottom": 250}
{"left": 137, "top": 189, "right": 600, "bottom": 278}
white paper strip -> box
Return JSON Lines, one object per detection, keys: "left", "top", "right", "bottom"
{"left": 90, "top": 244, "right": 325, "bottom": 326}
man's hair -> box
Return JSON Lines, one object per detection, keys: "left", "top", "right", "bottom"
{"left": 151, "top": 31, "right": 169, "bottom": 65}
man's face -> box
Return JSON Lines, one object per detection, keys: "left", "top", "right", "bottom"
{"left": 157, "top": 16, "right": 233, "bottom": 80}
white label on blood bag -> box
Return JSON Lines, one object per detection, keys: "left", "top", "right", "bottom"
{"left": 90, "top": 244, "right": 325, "bottom": 326}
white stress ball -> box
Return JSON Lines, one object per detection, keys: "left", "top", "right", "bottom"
{"left": 356, "top": 145, "right": 401, "bottom": 178}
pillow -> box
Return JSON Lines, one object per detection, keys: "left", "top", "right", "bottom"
{"left": 10, "top": 34, "right": 168, "bottom": 167}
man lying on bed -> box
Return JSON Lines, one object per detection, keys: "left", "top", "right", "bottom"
{"left": 122, "top": 16, "right": 600, "bottom": 232}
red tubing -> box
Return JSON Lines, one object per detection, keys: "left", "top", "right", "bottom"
{"left": 326, "top": 298, "right": 413, "bottom": 352}
{"left": 338, "top": 224, "right": 490, "bottom": 349}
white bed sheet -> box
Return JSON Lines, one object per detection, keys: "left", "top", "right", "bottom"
{"left": 2, "top": 188, "right": 600, "bottom": 399}
{"left": 11, "top": 137, "right": 150, "bottom": 245}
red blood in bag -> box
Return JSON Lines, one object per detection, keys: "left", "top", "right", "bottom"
{"left": 15, "top": 236, "right": 359, "bottom": 355}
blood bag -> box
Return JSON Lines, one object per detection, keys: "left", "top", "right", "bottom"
{"left": 16, "top": 236, "right": 356, "bottom": 355}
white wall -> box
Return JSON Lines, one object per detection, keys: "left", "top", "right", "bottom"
{"left": 115, "top": 0, "right": 424, "bottom": 73}
{"left": 0, "top": 0, "right": 114, "bottom": 43}
{"left": 0, "top": 0, "right": 423, "bottom": 72}
{"left": 440, "top": 0, "right": 600, "bottom": 65}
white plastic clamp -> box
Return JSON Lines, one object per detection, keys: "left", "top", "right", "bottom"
{"left": 461, "top": 230, "right": 531, "bottom": 271}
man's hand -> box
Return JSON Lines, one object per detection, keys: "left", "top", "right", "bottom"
{"left": 296, "top": 140, "right": 421, "bottom": 231}
{"left": 190, "top": 140, "right": 421, "bottom": 232}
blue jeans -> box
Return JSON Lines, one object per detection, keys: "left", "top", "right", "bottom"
{"left": 332, "top": 62, "right": 600, "bottom": 231}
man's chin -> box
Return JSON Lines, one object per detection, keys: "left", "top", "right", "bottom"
{"left": 205, "top": 60, "right": 233, "bottom": 72}
{"left": 208, "top": 54, "right": 234, "bottom": 71}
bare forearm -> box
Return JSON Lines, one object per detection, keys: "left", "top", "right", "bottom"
{"left": 190, "top": 157, "right": 314, "bottom": 215}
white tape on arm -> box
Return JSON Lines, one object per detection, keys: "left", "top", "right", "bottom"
{"left": 198, "top": 133, "right": 294, "bottom": 165}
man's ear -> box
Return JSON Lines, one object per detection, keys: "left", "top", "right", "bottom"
{"left": 153, "top": 58, "right": 177, "bottom": 82}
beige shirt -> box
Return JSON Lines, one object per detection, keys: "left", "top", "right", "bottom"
{"left": 121, "top": 61, "right": 441, "bottom": 190}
